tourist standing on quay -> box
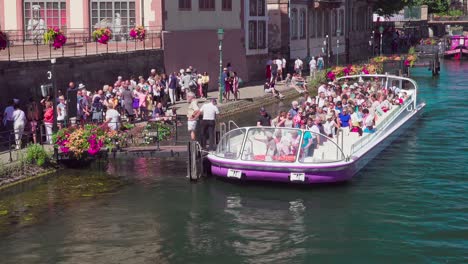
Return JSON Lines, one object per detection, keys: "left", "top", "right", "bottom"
{"left": 168, "top": 72, "right": 177, "bottom": 105}
{"left": 201, "top": 72, "right": 210, "bottom": 99}
{"left": 12, "top": 104, "right": 27, "bottom": 149}
{"left": 309, "top": 56, "right": 317, "bottom": 78}
{"left": 57, "top": 95, "right": 67, "bottom": 129}
{"left": 26, "top": 97, "right": 40, "bottom": 144}
{"left": 121, "top": 83, "right": 134, "bottom": 122}
{"left": 317, "top": 55, "right": 325, "bottom": 71}
{"left": 43, "top": 101, "right": 54, "bottom": 144}
{"left": 105, "top": 103, "right": 120, "bottom": 131}
{"left": 186, "top": 92, "right": 199, "bottom": 141}
{"left": 199, "top": 98, "right": 219, "bottom": 150}
{"left": 2, "top": 100, "right": 14, "bottom": 131}
{"left": 294, "top": 57, "right": 304, "bottom": 75}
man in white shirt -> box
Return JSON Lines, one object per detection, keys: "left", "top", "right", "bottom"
{"left": 275, "top": 58, "right": 283, "bottom": 81}
{"left": 318, "top": 84, "right": 327, "bottom": 95}
{"left": 186, "top": 92, "right": 200, "bottom": 141}
{"left": 199, "top": 99, "right": 219, "bottom": 150}
{"left": 294, "top": 57, "right": 303, "bottom": 76}
{"left": 309, "top": 57, "right": 317, "bottom": 78}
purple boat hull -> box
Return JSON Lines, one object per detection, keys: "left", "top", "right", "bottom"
{"left": 209, "top": 103, "right": 425, "bottom": 184}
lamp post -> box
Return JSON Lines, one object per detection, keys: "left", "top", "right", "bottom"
{"left": 336, "top": 39, "right": 340, "bottom": 65}
{"left": 336, "top": 29, "right": 341, "bottom": 65}
{"left": 369, "top": 30, "right": 375, "bottom": 57}
{"left": 51, "top": 58, "right": 58, "bottom": 133}
{"left": 379, "top": 26, "right": 384, "bottom": 56}
{"left": 217, "top": 28, "right": 224, "bottom": 104}
{"left": 50, "top": 58, "right": 58, "bottom": 160}
{"left": 322, "top": 35, "right": 329, "bottom": 67}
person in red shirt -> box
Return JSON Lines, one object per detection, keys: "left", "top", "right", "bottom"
{"left": 43, "top": 101, "right": 54, "bottom": 144}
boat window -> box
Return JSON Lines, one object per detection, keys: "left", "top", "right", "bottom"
{"left": 215, "top": 128, "right": 246, "bottom": 159}
{"left": 241, "top": 128, "right": 302, "bottom": 163}
{"left": 299, "top": 131, "right": 345, "bottom": 163}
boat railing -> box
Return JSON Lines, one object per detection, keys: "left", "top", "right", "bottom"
{"left": 219, "top": 122, "right": 227, "bottom": 139}
{"left": 228, "top": 120, "right": 240, "bottom": 131}
{"left": 350, "top": 96, "right": 414, "bottom": 155}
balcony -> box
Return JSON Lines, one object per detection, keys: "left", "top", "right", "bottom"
{"left": 311, "top": 0, "right": 343, "bottom": 9}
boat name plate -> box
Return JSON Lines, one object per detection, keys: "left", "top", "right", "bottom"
{"left": 290, "top": 173, "right": 305, "bottom": 182}
{"left": 227, "top": 169, "right": 242, "bottom": 179}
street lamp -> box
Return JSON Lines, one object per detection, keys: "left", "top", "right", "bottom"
{"left": 379, "top": 26, "right": 384, "bottom": 56}
{"left": 217, "top": 28, "right": 224, "bottom": 104}
{"left": 336, "top": 39, "right": 340, "bottom": 65}
{"left": 369, "top": 30, "right": 375, "bottom": 57}
{"left": 50, "top": 58, "right": 58, "bottom": 132}
{"left": 323, "top": 35, "right": 329, "bottom": 66}
{"left": 336, "top": 29, "right": 341, "bottom": 65}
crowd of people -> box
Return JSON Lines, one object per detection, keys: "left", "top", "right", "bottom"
{"left": 0, "top": 65, "right": 223, "bottom": 150}
{"left": 256, "top": 78, "right": 410, "bottom": 158}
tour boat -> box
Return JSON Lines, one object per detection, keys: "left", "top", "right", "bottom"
{"left": 207, "top": 74, "right": 426, "bottom": 184}
{"left": 444, "top": 35, "right": 468, "bottom": 59}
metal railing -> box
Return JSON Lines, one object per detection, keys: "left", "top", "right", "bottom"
{"left": 0, "top": 27, "right": 163, "bottom": 62}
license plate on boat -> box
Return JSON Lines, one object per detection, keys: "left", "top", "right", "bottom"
{"left": 227, "top": 169, "right": 242, "bottom": 179}
{"left": 290, "top": 173, "right": 305, "bottom": 182}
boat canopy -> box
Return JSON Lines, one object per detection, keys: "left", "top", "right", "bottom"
{"left": 215, "top": 127, "right": 346, "bottom": 164}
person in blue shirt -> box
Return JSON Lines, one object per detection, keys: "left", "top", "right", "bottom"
{"left": 339, "top": 108, "right": 351, "bottom": 128}
{"left": 288, "top": 101, "right": 299, "bottom": 118}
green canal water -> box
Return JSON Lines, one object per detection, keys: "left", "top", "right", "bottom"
{"left": 0, "top": 61, "right": 467, "bottom": 263}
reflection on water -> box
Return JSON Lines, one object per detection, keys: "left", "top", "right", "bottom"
{"left": 0, "top": 167, "right": 124, "bottom": 236}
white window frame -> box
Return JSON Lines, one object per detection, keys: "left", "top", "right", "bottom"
{"left": 23, "top": 0, "right": 67, "bottom": 29}
{"left": 245, "top": 0, "right": 268, "bottom": 55}
{"left": 89, "top": 0, "right": 136, "bottom": 33}
{"left": 299, "top": 9, "right": 306, "bottom": 39}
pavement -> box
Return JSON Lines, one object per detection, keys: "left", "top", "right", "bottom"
{"left": 171, "top": 81, "right": 304, "bottom": 117}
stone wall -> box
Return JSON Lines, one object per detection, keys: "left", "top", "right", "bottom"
{"left": 0, "top": 50, "right": 164, "bottom": 107}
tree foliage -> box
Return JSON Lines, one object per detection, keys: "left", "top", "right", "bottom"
{"left": 373, "top": 0, "right": 450, "bottom": 16}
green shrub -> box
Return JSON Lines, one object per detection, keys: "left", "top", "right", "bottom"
{"left": 25, "top": 144, "right": 50, "bottom": 167}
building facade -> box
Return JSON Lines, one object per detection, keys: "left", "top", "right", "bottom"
{"left": 161, "top": 0, "right": 269, "bottom": 82}
{"left": 0, "top": 0, "right": 268, "bottom": 83}
{"left": 267, "top": 0, "right": 374, "bottom": 66}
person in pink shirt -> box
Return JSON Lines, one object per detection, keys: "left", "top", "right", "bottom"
{"left": 137, "top": 88, "right": 147, "bottom": 120}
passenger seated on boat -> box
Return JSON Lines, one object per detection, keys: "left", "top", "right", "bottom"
{"left": 379, "top": 94, "right": 392, "bottom": 113}
{"left": 274, "top": 130, "right": 290, "bottom": 155}
{"left": 350, "top": 107, "right": 363, "bottom": 136}
{"left": 324, "top": 111, "right": 339, "bottom": 137}
{"left": 399, "top": 91, "right": 409, "bottom": 104}
{"left": 288, "top": 130, "right": 302, "bottom": 155}
{"left": 362, "top": 108, "right": 375, "bottom": 134}
{"left": 253, "top": 131, "right": 277, "bottom": 161}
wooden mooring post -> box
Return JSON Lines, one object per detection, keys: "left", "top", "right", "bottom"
{"left": 187, "top": 141, "right": 203, "bottom": 181}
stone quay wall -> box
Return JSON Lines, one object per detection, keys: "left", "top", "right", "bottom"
{"left": 0, "top": 50, "right": 165, "bottom": 107}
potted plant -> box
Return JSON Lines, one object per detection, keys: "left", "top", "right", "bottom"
{"left": 92, "top": 28, "right": 112, "bottom": 44}
{"left": 43, "top": 27, "right": 67, "bottom": 49}
{"left": 129, "top": 26, "right": 146, "bottom": 41}
{"left": 53, "top": 124, "right": 123, "bottom": 167}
